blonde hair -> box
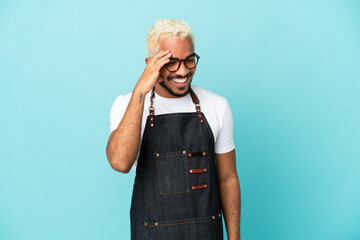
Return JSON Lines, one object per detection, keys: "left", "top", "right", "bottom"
{"left": 146, "top": 19, "right": 195, "bottom": 57}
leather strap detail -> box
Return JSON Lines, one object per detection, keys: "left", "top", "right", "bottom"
{"left": 187, "top": 151, "right": 206, "bottom": 158}
{"left": 189, "top": 87, "right": 204, "bottom": 123}
{"left": 189, "top": 87, "right": 198, "bottom": 104}
{"left": 189, "top": 168, "right": 207, "bottom": 174}
{"left": 191, "top": 184, "right": 208, "bottom": 190}
{"left": 149, "top": 87, "right": 155, "bottom": 127}
{"left": 149, "top": 109, "right": 154, "bottom": 127}
{"left": 148, "top": 86, "right": 204, "bottom": 127}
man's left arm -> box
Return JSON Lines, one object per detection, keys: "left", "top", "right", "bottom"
{"left": 216, "top": 149, "right": 241, "bottom": 240}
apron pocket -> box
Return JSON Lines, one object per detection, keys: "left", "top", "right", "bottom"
{"left": 156, "top": 150, "right": 189, "bottom": 194}
{"left": 187, "top": 213, "right": 222, "bottom": 240}
{"left": 145, "top": 221, "right": 187, "bottom": 240}
{"left": 144, "top": 213, "right": 222, "bottom": 240}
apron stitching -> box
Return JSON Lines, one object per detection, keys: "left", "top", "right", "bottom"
{"left": 185, "top": 153, "right": 190, "bottom": 192}
{"left": 144, "top": 223, "right": 147, "bottom": 240}
{"left": 212, "top": 218, "right": 216, "bottom": 240}
{"left": 201, "top": 113, "right": 215, "bottom": 143}
{"left": 156, "top": 157, "right": 161, "bottom": 195}
{"left": 159, "top": 190, "right": 189, "bottom": 195}
{"left": 145, "top": 216, "right": 219, "bottom": 227}
{"left": 152, "top": 113, "right": 199, "bottom": 119}
{"left": 156, "top": 154, "right": 185, "bottom": 157}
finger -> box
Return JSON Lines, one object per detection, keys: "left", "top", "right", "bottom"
{"left": 152, "top": 50, "right": 170, "bottom": 61}
{"left": 158, "top": 52, "right": 172, "bottom": 61}
{"left": 155, "top": 55, "right": 171, "bottom": 69}
{"left": 151, "top": 54, "right": 171, "bottom": 69}
{"left": 155, "top": 52, "right": 172, "bottom": 67}
{"left": 148, "top": 52, "right": 165, "bottom": 66}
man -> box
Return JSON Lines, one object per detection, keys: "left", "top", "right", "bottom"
{"left": 106, "top": 19, "right": 240, "bottom": 240}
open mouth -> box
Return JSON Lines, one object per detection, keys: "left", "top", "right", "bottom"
{"left": 168, "top": 74, "right": 191, "bottom": 88}
{"left": 170, "top": 77, "right": 188, "bottom": 87}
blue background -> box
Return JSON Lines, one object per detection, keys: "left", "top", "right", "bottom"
{"left": 1, "top": 0, "right": 359, "bottom": 239}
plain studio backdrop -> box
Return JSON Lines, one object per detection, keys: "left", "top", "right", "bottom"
{"left": 0, "top": 0, "right": 359, "bottom": 239}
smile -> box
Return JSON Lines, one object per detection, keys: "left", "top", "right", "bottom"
{"left": 172, "top": 77, "right": 187, "bottom": 83}
{"left": 170, "top": 77, "right": 188, "bottom": 88}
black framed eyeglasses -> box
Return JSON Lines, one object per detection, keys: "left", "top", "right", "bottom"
{"left": 164, "top": 53, "right": 200, "bottom": 72}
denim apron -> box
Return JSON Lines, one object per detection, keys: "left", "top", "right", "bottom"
{"left": 130, "top": 87, "right": 223, "bottom": 240}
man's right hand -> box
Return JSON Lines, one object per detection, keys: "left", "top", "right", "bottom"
{"left": 134, "top": 50, "right": 172, "bottom": 94}
{"left": 106, "top": 50, "right": 172, "bottom": 173}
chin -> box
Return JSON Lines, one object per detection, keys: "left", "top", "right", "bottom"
{"left": 159, "top": 81, "right": 191, "bottom": 97}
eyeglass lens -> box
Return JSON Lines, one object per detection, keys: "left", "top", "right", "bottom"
{"left": 165, "top": 54, "right": 199, "bottom": 72}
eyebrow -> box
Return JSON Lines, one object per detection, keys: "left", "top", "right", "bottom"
{"left": 169, "top": 52, "right": 195, "bottom": 61}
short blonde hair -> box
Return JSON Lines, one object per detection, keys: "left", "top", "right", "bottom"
{"left": 146, "top": 19, "right": 195, "bottom": 57}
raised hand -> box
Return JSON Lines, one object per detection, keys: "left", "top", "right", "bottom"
{"left": 134, "top": 50, "right": 172, "bottom": 94}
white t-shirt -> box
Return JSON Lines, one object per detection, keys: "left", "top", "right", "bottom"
{"left": 109, "top": 85, "right": 235, "bottom": 172}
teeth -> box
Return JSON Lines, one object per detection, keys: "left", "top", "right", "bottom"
{"left": 172, "top": 77, "right": 187, "bottom": 83}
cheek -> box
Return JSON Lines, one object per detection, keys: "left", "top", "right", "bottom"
{"left": 160, "top": 67, "right": 170, "bottom": 78}
{"left": 158, "top": 68, "right": 168, "bottom": 82}
{"left": 159, "top": 66, "right": 166, "bottom": 74}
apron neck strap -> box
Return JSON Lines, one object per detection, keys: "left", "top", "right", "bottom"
{"left": 149, "top": 86, "right": 204, "bottom": 127}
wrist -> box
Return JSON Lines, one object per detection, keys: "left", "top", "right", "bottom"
{"left": 133, "top": 88, "right": 146, "bottom": 98}
{"left": 133, "top": 85, "right": 150, "bottom": 96}
{"left": 132, "top": 87, "right": 148, "bottom": 106}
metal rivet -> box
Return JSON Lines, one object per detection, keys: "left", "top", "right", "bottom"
{"left": 155, "top": 222, "right": 158, "bottom": 226}
{"left": 192, "top": 186, "right": 195, "bottom": 190}
{"left": 151, "top": 124, "right": 154, "bottom": 127}
{"left": 150, "top": 117, "right": 153, "bottom": 120}
{"left": 156, "top": 153, "right": 159, "bottom": 157}
{"left": 204, "top": 168, "right": 207, "bottom": 172}
{"left": 203, "top": 152, "right": 206, "bottom": 156}
{"left": 144, "top": 222, "right": 147, "bottom": 226}
{"left": 189, "top": 170, "right": 193, "bottom": 173}
{"left": 204, "top": 184, "right": 207, "bottom": 187}
{"left": 212, "top": 216, "right": 215, "bottom": 219}
{"left": 188, "top": 153, "right": 192, "bottom": 158}
{"left": 183, "top": 150, "right": 186, "bottom": 154}
{"left": 219, "top": 214, "right": 221, "bottom": 217}
{"left": 200, "top": 120, "right": 204, "bottom": 123}
{"left": 150, "top": 112, "right": 153, "bottom": 115}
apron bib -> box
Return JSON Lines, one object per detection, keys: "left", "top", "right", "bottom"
{"left": 130, "top": 87, "right": 223, "bottom": 240}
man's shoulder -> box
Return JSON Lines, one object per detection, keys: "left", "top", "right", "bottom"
{"left": 191, "top": 85, "right": 228, "bottom": 106}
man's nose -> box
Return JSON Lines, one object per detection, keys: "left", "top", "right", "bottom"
{"left": 175, "top": 61, "right": 189, "bottom": 76}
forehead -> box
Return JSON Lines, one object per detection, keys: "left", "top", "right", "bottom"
{"left": 159, "top": 37, "right": 194, "bottom": 59}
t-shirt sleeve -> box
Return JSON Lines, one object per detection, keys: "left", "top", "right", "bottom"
{"left": 214, "top": 100, "right": 235, "bottom": 154}
{"left": 109, "top": 95, "right": 129, "bottom": 133}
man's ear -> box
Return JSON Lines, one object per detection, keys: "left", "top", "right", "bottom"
{"left": 145, "top": 57, "right": 150, "bottom": 65}
{"left": 158, "top": 75, "right": 164, "bottom": 83}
